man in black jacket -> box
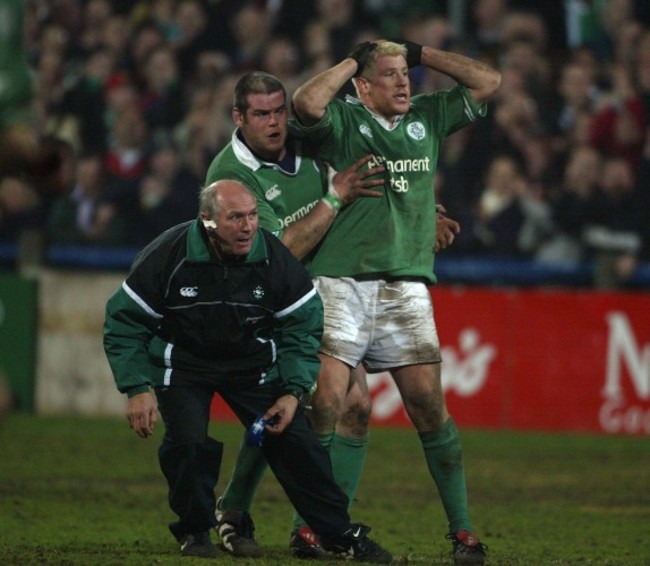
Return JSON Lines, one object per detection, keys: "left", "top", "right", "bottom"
{"left": 103, "top": 180, "right": 392, "bottom": 563}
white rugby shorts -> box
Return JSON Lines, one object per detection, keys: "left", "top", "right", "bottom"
{"left": 313, "top": 276, "right": 442, "bottom": 372}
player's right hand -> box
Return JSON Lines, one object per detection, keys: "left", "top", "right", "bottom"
{"left": 126, "top": 391, "right": 158, "bottom": 439}
{"left": 329, "top": 155, "right": 385, "bottom": 206}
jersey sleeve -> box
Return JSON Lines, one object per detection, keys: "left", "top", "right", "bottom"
{"left": 413, "top": 84, "right": 488, "bottom": 137}
{"left": 103, "top": 236, "right": 171, "bottom": 396}
{"left": 266, "top": 234, "right": 324, "bottom": 393}
{"left": 289, "top": 100, "right": 344, "bottom": 156}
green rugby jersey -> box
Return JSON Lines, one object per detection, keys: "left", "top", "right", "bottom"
{"left": 293, "top": 85, "right": 486, "bottom": 283}
{"left": 205, "top": 131, "right": 328, "bottom": 240}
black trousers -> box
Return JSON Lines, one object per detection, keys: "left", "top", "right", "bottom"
{"left": 156, "top": 379, "right": 350, "bottom": 541}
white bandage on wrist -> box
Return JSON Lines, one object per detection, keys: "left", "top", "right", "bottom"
{"left": 327, "top": 165, "right": 342, "bottom": 200}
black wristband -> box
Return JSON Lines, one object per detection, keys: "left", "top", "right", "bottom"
{"left": 390, "top": 38, "right": 422, "bottom": 68}
{"left": 284, "top": 387, "right": 304, "bottom": 399}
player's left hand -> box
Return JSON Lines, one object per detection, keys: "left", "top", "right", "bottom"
{"left": 435, "top": 205, "right": 460, "bottom": 252}
{"left": 262, "top": 394, "right": 299, "bottom": 435}
{"left": 329, "top": 155, "right": 384, "bottom": 206}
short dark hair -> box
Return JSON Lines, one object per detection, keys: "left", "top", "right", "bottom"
{"left": 233, "top": 71, "right": 286, "bottom": 113}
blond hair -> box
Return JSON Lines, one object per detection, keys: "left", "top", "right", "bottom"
{"left": 359, "top": 41, "right": 407, "bottom": 79}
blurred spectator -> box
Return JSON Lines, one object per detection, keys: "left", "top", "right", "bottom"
{"left": 102, "top": 13, "right": 132, "bottom": 62}
{"left": 551, "top": 60, "right": 603, "bottom": 140}
{"left": 31, "top": 23, "right": 69, "bottom": 132}
{"left": 466, "top": 0, "right": 508, "bottom": 59}
{"left": 194, "top": 50, "right": 232, "bottom": 88}
{"left": 499, "top": 37, "right": 553, "bottom": 104}
{"left": 599, "top": 0, "right": 636, "bottom": 63}
{"left": 538, "top": 144, "right": 603, "bottom": 264}
{"left": 230, "top": 3, "right": 272, "bottom": 72}
{"left": 58, "top": 46, "right": 116, "bottom": 155}
{"left": 128, "top": 136, "right": 201, "bottom": 245}
{"left": 360, "top": 0, "right": 442, "bottom": 38}
{"left": 173, "top": 0, "right": 222, "bottom": 83}
{"left": 0, "top": 0, "right": 67, "bottom": 196}
{"left": 261, "top": 35, "right": 303, "bottom": 96}
{"left": 312, "top": 0, "right": 360, "bottom": 62}
{"left": 136, "top": 0, "right": 181, "bottom": 43}
{"left": 471, "top": 154, "right": 526, "bottom": 256}
{"left": 139, "top": 44, "right": 185, "bottom": 133}
{"left": 4, "top": 0, "right": 646, "bottom": 278}
{"left": 583, "top": 156, "right": 645, "bottom": 287}
{"left": 130, "top": 174, "right": 180, "bottom": 245}
{"left": 500, "top": 9, "right": 549, "bottom": 54}
{"left": 104, "top": 104, "right": 148, "bottom": 181}
{"left": 271, "top": 0, "right": 318, "bottom": 43}
{"left": 47, "top": 152, "right": 128, "bottom": 246}
{"left": 123, "top": 19, "right": 166, "bottom": 88}
{"left": 78, "top": 0, "right": 114, "bottom": 55}
{"left": 0, "top": 177, "right": 43, "bottom": 243}
{"left": 634, "top": 30, "right": 650, "bottom": 128}
{"left": 464, "top": 154, "right": 553, "bottom": 258}
{"left": 492, "top": 76, "right": 545, "bottom": 159}
{"left": 589, "top": 63, "right": 646, "bottom": 170}
{"left": 173, "top": 78, "right": 237, "bottom": 169}
{"left": 301, "top": 20, "right": 336, "bottom": 78}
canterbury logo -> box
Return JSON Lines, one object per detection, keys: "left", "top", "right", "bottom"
{"left": 265, "top": 184, "right": 281, "bottom": 200}
{"left": 180, "top": 286, "right": 198, "bottom": 297}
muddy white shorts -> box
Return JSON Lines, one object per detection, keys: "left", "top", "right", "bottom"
{"left": 313, "top": 276, "right": 442, "bottom": 372}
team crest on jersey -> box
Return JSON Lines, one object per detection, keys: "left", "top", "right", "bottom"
{"left": 407, "top": 121, "right": 425, "bottom": 141}
{"left": 265, "top": 184, "right": 281, "bottom": 201}
{"left": 252, "top": 286, "right": 265, "bottom": 300}
{"left": 359, "top": 123, "right": 373, "bottom": 138}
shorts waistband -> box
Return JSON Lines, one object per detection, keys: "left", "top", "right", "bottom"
{"left": 351, "top": 274, "right": 430, "bottom": 285}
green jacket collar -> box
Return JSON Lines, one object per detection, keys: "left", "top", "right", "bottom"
{"left": 186, "top": 219, "right": 268, "bottom": 263}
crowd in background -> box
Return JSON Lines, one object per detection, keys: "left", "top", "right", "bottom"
{"left": 1, "top": 0, "right": 650, "bottom": 288}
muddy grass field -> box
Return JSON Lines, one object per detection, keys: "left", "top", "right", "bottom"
{"left": 1, "top": 413, "right": 649, "bottom": 565}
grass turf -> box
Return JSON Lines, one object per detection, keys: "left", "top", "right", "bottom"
{"left": 1, "top": 413, "right": 648, "bottom": 565}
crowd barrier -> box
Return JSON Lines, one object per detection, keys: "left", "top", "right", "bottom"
{"left": 211, "top": 286, "right": 650, "bottom": 436}
{"left": 1, "top": 251, "right": 648, "bottom": 436}
{"left": 2, "top": 242, "right": 650, "bottom": 287}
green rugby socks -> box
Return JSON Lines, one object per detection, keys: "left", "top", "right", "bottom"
{"left": 293, "top": 431, "right": 368, "bottom": 528}
{"left": 219, "top": 438, "right": 268, "bottom": 513}
{"left": 329, "top": 432, "right": 369, "bottom": 507}
{"left": 419, "top": 418, "right": 472, "bottom": 533}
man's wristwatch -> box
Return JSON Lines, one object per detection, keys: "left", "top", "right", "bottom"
{"left": 284, "top": 388, "right": 310, "bottom": 409}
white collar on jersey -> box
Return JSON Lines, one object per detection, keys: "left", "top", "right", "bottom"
{"left": 345, "top": 94, "right": 407, "bottom": 131}
{"left": 231, "top": 129, "right": 302, "bottom": 173}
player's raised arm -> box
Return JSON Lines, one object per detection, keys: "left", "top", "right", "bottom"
{"left": 292, "top": 42, "right": 377, "bottom": 126}
{"left": 416, "top": 43, "right": 501, "bottom": 104}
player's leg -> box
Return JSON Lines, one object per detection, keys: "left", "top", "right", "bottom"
{"left": 330, "top": 365, "right": 372, "bottom": 511}
{"left": 214, "top": 438, "right": 267, "bottom": 557}
{"left": 391, "top": 362, "right": 486, "bottom": 564}
{"left": 218, "top": 439, "right": 268, "bottom": 513}
{"left": 290, "top": 353, "right": 353, "bottom": 557}
{"left": 155, "top": 385, "right": 221, "bottom": 558}
{"left": 222, "top": 379, "right": 392, "bottom": 564}
{"left": 368, "top": 279, "right": 485, "bottom": 564}
{"left": 291, "top": 276, "right": 372, "bottom": 557}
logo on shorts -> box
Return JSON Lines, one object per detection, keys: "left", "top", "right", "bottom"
{"left": 407, "top": 121, "right": 425, "bottom": 141}
{"left": 252, "top": 286, "right": 265, "bottom": 300}
{"left": 359, "top": 123, "right": 373, "bottom": 138}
